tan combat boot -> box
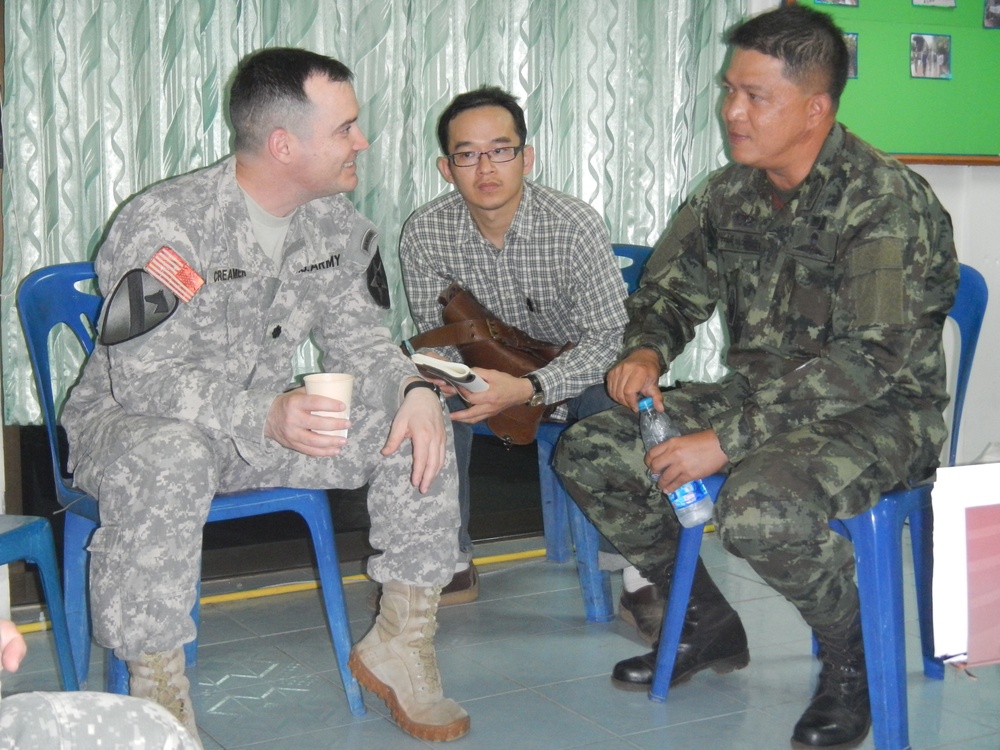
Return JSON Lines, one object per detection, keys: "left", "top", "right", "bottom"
{"left": 348, "top": 581, "right": 470, "bottom": 741}
{"left": 128, "top": 649, "right": 203, "bottom": 749}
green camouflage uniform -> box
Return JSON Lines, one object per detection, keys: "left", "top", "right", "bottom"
{"left": 554, "top": 124, "right": 958, "bottom": 631}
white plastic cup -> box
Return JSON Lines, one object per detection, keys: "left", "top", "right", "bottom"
{"left": 303, "top": 373, "right": 354, "bottom": 437}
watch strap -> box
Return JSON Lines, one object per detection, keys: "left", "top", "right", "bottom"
{"left": 403, "top": 380, "right": 441, "bottom": 398}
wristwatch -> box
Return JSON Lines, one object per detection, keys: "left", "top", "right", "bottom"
{"left": 524, "top": 374, "right": 545, "bottom": 407}
{"left": 403, "top": 380, "right": 441, "bottom": 398}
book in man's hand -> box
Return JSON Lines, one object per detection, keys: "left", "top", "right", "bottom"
{"left": 410, "top": 352, "right": 489, "bottom": 392}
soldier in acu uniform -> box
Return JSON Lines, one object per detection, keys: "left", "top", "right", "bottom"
{"left": 553, "top": 6, "right": 958, "bottom": 748}
{"left": 62, "top": 48, "right": 468, "bottom": 745}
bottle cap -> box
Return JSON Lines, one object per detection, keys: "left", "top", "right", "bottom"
{"left": 638, "top": 397, "right": 654, "bottom": 411}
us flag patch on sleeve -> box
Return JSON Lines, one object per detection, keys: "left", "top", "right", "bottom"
{"left": 145, "top": 245, "right": 204, "bottom": 302}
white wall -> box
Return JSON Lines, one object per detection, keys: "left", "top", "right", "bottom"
{"left": 912, "top": 165, "right": 1000, "bottom": 464}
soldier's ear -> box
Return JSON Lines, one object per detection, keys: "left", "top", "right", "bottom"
{"left": 268, "top": 128, "right": 294, "bottom": 163}
{"left": 807, "top": 92, "right": 833, "bottom": 127}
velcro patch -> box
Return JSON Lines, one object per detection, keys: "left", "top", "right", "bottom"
{"left": 366, "top": 247, "right": 390, "bottom": 309}
{"left": 145, "top": 246, "right": 204, "bottom": 302}
{"left": 99, "top": 269, "right": 179, "bottom": 345}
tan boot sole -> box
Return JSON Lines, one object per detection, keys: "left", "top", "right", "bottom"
{"left": 348, "top": 650, "right": 470, "bottom": 742}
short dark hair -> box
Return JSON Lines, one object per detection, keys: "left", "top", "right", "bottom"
{"left": 436, "top": 85, "right": 528, "bottom": 154}
{"left": 229, "top": 47, "right": 354, "bottom": 153}
{"left": 726, "top": 4, "right": 848, "bottom": 109}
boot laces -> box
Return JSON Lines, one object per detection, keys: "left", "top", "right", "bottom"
{"left": 143, "top": 652, "right": 191, "bottom": 721}
{"left": 410, "top": 589, "right": 442, "bottom": 693}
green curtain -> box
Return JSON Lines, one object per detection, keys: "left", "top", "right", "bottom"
{"left": 2, "top": 0, "right": 742, "bottom": 425}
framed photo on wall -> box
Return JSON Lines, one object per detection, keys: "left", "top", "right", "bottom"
{"left": 844, "top": 32, "right": 859, "bottom": 77}
{"left": 910, "top": 33, "right": 953, "bottom": 78}
{"left": 986, "top": 0, "right": 1000, "bottom": 27}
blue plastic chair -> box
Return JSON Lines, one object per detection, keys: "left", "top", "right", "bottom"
{"left": 649, "top": 263, "right": 988, "bottom": 750}
{"left": 17, "top": 262, "right": 365, "bottom": 715}
{"left": 471, "top": 243, "right": 651, "bottom": 623}
{"left": 0, "top": 514, "right": 80, "bottom": 691}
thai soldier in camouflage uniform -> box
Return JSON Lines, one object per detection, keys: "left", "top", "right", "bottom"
{"left": 0, "top": 619, "right": 198, "bottom": 749}
{"left": 553, "top": 6, "right": 958, "bottom": 748}
{"left": 62, "top": 49, "right": 468, "bottom": 744}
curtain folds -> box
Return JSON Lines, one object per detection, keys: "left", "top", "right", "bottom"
{"left": 2, "top": 0, "right": 743, "bottom": 424}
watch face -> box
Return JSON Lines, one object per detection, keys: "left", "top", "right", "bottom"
{"left": 526, "top": 375, "right": 543, "bottom": 407}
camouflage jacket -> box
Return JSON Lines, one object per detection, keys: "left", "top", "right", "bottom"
{"left": 63, "top": 157, "right": 417, "bottom": 470}
{"left": 625, "top": 124, "right": 959, "bottom": 469}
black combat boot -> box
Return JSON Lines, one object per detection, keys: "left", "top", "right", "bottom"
{"left": 611, "top": 558, "right": 749, "bottom": 690}
{"left": 791, "top": 614, "right": 870, "bottom": 748}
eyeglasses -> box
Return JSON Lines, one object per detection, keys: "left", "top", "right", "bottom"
{"left": 446, "top": 145, "right": 524, "bottom": 168}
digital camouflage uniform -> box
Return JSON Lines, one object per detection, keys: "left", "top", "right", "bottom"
{"left": 63, "top": 157, "right": 460, "bottom": 660}
{"left": 554, "top": 124, "right": 958, "bottom": 631}
{"left": 0, "top": 691, "right": 199, "bottom": 749}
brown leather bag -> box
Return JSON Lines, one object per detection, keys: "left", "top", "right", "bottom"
{"left": 406, "top": 283, "right": 573, "bottom": 445}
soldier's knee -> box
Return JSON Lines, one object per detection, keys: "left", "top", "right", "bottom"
{"left": 116, "top": 418, "right": 219, "bottom": 487}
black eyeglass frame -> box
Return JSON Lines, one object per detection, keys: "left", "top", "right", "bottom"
{"left": 446, "top": 144, "right": 525, "bottom": 168}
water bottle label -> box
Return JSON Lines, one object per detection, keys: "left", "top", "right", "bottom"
{"left": 669, "top": 479, "right": 709, "bottom": 510}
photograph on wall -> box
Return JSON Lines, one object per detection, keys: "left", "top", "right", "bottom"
{"left": 913, "top": 0, "right": 957, "bottom": 7}
{"left": 910, "top": 33, "right": 952, "bottom": 78}
{"left": 844, "top": 33, "right": 859, "bottom": 77}
{"left": 815, "top": 0, "right": 859, "bottom": 5}
{"left": 987, "top": 0, "right": 1000, "bottom": 27}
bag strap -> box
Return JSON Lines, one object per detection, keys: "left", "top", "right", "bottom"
{"left": 406, "top": 320, "right": 494, "bottom": 350}
{"left": 407, "top": 318, "right": 568, "bottom": 360}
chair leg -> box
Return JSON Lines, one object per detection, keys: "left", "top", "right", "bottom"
{"left": 26, "top": 518, "right": 80, "bottom": 691}
{"left": 64, "top": 512, "right": 97, "bottom": 687}
{"left": 841, "top": 501, "right": 911, "bottom": 750}
{"left": 294, "top": 496, "right": 366, "bottom": 716}
{"left": 107, "top": 652, "right": 129, "bottom": 694}
{"left": 566, "top": 501, "right": 614, "bottom": 623}
{"left": 908, "top": 505, "right": 945, "bottom": 679}
{"left": 649, "top": 522, "right": 707, "bottom": 702}
{"left": 535, "top": 435, "right": 573, "bottom": 563}
{"left": 185, "top": 578, "right": 201, "bottom": 669}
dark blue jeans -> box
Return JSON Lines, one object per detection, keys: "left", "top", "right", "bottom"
{"left": 449, "top": 382, "right": 619, "bottom": 561}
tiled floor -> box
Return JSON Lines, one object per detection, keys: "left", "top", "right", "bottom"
{"left": 6, "top": 532, "right": 1000, "bottom": 749}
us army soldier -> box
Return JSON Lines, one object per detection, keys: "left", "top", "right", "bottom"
{"left": 62, "top": 49, "right": 468, "bottom": 745}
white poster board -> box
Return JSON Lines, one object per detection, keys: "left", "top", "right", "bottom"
{"left": 932, "top": 462, "right": 1000, "bottom": 665}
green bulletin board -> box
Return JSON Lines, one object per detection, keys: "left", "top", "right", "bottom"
{"left": 801, "top": 1, "right": 1000, "bottom": 162}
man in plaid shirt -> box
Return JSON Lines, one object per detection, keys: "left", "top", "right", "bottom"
{"left": 399, "top": 86, "right": 664, "bottom": 638}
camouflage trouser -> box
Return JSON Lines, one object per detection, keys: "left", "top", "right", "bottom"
{"left": 71, "top": 399, "right": 460, "bottom": 660}
{"left": 0, "top": 691, "right": 199, "bottom": 749}
{"left": 553, "top": 379, "right": 934, "bottom": 632}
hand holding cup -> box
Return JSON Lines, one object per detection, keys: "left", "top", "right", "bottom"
{"left": 303, "top": 373, "right": 354, "bottom": 437}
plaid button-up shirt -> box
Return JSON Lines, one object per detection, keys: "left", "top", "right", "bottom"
{"left": 400, "top": 180, "right": 628, "bottom": 417}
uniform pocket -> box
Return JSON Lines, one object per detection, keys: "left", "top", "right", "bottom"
{"left": 847, "top": 238, "right": 906, "bottom": 327}
{"left": 86, "top": 525, "right": 126, "bottom": 650}
{"left": 773, "top": 227, "right": 839, "bottom": 355}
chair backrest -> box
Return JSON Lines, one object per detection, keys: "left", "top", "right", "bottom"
{"left": 612, "top": 243, "right": 653, "bottom": 294}
{"left": 16, "top": 262, "right": 102, "bottom": 504}
{"left": 947, "top": 263, "right": 988, "bottom": 466}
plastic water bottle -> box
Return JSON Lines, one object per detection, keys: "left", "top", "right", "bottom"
{"left": 638, "top": 397, "right": 714, "bottom": 528}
